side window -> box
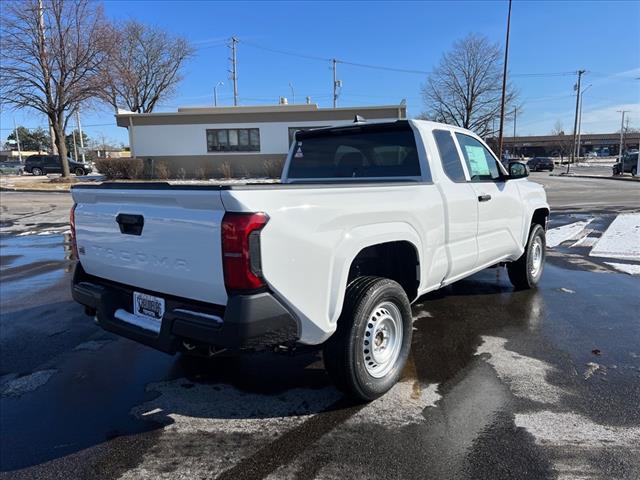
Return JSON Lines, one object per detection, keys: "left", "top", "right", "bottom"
{"left": 455, "top": 133, "right": 502, "bottom": 182}
{"left": 433, "top": 130, "right": 466, "bottom": 182}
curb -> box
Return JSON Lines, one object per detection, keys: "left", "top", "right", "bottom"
{"left": 0, "top": 186, "right": 72, "bottom": 193}
{"left": 548, "top": 174, "right": 639, "bottom": 182}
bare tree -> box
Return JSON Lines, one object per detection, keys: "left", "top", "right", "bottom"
{"left": 1, "top": 0, "right": 113, "bottom": 177}
{"left": 421, "top": 33, "right": 517, "bottom": 138}
{"left": 551, "top": 121, "right": 570, "bottom": 160}
{"left": 102, "top": 21, "right": 194, "bottom": 113}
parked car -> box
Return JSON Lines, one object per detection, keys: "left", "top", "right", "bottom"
{"left": 612, "top": 152, "right": 638, "bottom": 176}
{"left": 527, "top": 157, "right": 555, "bottom": 172}
{"left": 0, "top": 161, "right": 24, "bottom": 175}
{"left": 25, "top": 154, "right": 93, "bottom": 176}
{"left": 70, "top": 120, "right": 549, "bottom": 401}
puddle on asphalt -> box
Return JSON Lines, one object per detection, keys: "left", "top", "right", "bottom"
{"left": 0, "top": 233, "right": 74, "bottom": 297}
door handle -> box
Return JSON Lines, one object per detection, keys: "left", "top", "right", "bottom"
{"left": 116, "top": 213, "right": 144, "bottom": 235}
{"left": 478, "top": 194, "right": 492, "bottom": 202}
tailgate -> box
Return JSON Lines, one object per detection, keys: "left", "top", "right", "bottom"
{"left": 71, "top": 187, "right": 228, "bottom": 305}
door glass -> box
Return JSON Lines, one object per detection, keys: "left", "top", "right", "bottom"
{"left": 455, "top": 134, "right": 502, "bottom": 181}
{"left": 433, "top": 130, "right": 466, "bottom": 182}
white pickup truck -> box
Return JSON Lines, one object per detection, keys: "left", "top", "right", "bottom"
{"left": 70, "top": 120, "right": 549, "bottom": 401}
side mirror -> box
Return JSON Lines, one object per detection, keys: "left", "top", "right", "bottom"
{"left": 509, "top": 161, "right": 529, "bottom": 179}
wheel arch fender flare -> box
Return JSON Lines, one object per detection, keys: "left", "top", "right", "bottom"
{"left": 327, "top": 221, "right": 423, "bottom": 326}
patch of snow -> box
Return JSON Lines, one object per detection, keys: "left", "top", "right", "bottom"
{"left": 546, "top": 219, "right": 594, "bottom": 248}
{"left": 515, "top": 411, "right": 640, "bottom": 448}
{"left": 604, "top": 262, "right": 640, "bottom": 275}
{"left": 349, "top": 379, "right": 440, "bottom": 427}
{"left": 1, "top": 370, "right": 56, "bottom": 397}
{"left": 476, "top": 336, "right": 567, "bottom": 404}
{"left": 73, "top": 340, "right": 111, "bottom": 351}
{"left": 590, "top": 213, "right": 640, "bottom": 260}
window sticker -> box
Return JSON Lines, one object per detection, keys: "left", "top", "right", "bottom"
{"left": 465, "top": 145, "right": 490, "bottom": 176}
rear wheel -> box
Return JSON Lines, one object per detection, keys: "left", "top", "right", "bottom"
{"left": 31, "top": 167, "right": 43, "bottom": 176}
{"left": 323, "top": 276, "right": 412, "bottom": 402}
{"left": 507, "top": 224, "right": 546, "bottom": 290}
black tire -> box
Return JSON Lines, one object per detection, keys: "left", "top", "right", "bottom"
{"left": 632, "top": 167, "right": 637, "bottom": 177}
{"left": 31, "top": 167, "right": 43, "bottom": 176}
{"left": 507, "top": 224, "right": 546, "bottom": 290}
{"left": 322, "top": 276, "right": 412, "bottom": 402}
{"left": 74, "top": 167, "right": 85, "bottom": 176}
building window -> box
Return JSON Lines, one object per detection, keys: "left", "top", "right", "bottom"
{"left": 288, "top": 126, "right": 326, "bottom": 146}
{"left": 207, "top": 128, "right": 260, "bottom": 152}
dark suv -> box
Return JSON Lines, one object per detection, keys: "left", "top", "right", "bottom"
{"left": 25, "top": 155, "right": 93, "bottom": 176}
{"left": 612, "top": 152, "right": 638, "bottom": 176}
{"left": 527, "top": 157, "right": 555, "bottom": 172}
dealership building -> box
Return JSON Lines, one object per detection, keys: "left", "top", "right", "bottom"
{"left": 116, "top": 103, "right": 407, "bottom": 177}
{"left": 497, "top": 132, "right": 640, "bottom": 158}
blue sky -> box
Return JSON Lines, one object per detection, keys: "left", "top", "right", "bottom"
{"left": 2, "top": 0, "right": 639, "bottom": 146}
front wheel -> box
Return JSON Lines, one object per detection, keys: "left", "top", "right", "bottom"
{"left": 507, "top": 224, "right": 546, "bottom": 290}
{"left": 632, "top": 167, "right": 637, "bottom": 177}
{"left": 323, "top": 276, "right": 412, "bottom": 402}
{"left": 74, "top": 167, "right": 85, "bottom": 176}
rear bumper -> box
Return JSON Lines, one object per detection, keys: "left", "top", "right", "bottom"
{"left": 72, "top": 263, "right": 299, "bottom": 353}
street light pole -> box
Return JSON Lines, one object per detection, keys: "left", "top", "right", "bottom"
{"left": 13, "top": 118, "right": 23, "bottom": 163}
{"left": 76, "top": 110, "right": 85, "bottom": 163}
{"left": 289, "top": 82, "right": 295, "bottom": 104}
{"left": 576, "top": 84, "right": 592, "bottom": 161}
{"left": 617, "top": 110, "right": 628, "bottom": 163}
{"left": 214, "top": 81, "right": 223, "bottom": 107}
{"left": 510, "top": 107, "right": 518, "bottom": 158}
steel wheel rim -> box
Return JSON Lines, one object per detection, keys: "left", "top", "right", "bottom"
{"left": 530, "top": 236, "right": 543, "bottom": 277}
{"left": 362, "top": 301, "right": 403, "bottom": 378}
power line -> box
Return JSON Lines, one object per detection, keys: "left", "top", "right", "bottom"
{"left": 238, "top": 39, "right": 331, "bottom": 63}
{"left": 511, "top": 71, "right": 575, "bottom": 77}
{"left": 238, "top": 38, "right": 583, "bottom": 78}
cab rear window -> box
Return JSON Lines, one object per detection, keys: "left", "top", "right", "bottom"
{"left": 287, "top": 123, "right": 423, "bottom": 180}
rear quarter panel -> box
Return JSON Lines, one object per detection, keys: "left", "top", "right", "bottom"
{"left": 222, "top": 184, "right": 446, "bottom": 344}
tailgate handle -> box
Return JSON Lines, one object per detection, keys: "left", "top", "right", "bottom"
{"left": 116, "top": 214, "right": 144, "bottom": 236}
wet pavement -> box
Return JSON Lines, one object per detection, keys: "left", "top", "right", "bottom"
{"left": 1, "top": 182, "right": 639, "bottom": 479}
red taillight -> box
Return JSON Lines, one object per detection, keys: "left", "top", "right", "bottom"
{"left": 70, "top": 204, "right": 78, "bottom": 259}
{"left": 221, "top": 212, "right": 268, "bottom": 291}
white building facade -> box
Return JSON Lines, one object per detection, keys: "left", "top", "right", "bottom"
{"left": 116, "top": 104, "right": 407, "bottom": 177}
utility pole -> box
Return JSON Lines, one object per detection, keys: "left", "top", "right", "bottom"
{"left": 497, "top": 0, "right": 512, "bottom": 160}
{"left": 13, "top": 118, "right": 23, "bottom": 163}
{"left": 332, "top": 59, "right": 341, "bottom": 108}
{"left": 229, "top": 37, "right": 238, "bottom": 106}
{"left": 617, "top": 110, "right": 628, "bottom": 161}
{"left": 76, "top": 110, "right": 85, "bottom": 163}
{"left": 568, "top": 69, "right": 586, "bottom": 173}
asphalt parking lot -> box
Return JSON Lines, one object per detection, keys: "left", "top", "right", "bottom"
{"left": 1, "top": 173, "right": 639, "bottom": 479}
